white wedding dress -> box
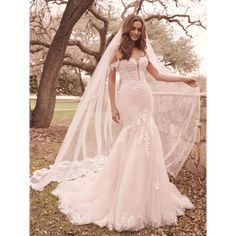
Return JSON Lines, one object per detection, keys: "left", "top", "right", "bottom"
{"left": 45, "top": 55, "right": 194, "bottom": 232}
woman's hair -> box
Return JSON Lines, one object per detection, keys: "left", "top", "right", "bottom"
{"left": 118, "top": 14, "right": 147, "bottom": 60}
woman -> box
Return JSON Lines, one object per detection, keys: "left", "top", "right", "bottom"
{"left": 109, "top": 15, "right": 197, "bottom": 125}
{"left": 31, "top": 15, "right": 199, "bottom": 232}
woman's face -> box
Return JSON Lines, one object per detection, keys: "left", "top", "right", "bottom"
{"left": 129, "top": 20, "right": 142, "bottom": 41}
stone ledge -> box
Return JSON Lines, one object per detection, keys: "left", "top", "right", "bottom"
{"left": 185, "top": 94, "right": 207, "bottom": 180}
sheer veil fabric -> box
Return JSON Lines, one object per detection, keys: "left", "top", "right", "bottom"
{"left": 30, "top": 25, "right": 200, "bottom": 231}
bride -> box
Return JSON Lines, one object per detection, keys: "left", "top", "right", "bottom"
{"left": 30, "top": 14, "right": 199, "bottom": 232}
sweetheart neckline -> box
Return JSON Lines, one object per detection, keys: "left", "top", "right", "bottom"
{"left": 119, "top": 55, "right": 147, "bottom": 63}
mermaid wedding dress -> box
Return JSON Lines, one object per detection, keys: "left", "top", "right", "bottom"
{"left": 45, "top": 56, "right": 194, "bottom": 232}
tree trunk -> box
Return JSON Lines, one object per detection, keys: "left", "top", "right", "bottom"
{"left": 75, "top": 68, "right": 85, "bottom": 95}
{"left": 30, "top": 0, "right": 94, "bottom": 128}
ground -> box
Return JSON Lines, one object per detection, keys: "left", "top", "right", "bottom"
{"left": 30, "top": 124, "right": 206, "bottom": 236}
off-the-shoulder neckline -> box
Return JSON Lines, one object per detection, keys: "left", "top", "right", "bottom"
{"left": 118, "top": 54, "right": 147, "bottom": 62}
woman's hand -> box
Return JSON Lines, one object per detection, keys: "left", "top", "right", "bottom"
{"left": 111, "top": 107, "right": 120, "bottom": 124}
{"left": 183, "top": 77, "right": 199, "bottom": 88}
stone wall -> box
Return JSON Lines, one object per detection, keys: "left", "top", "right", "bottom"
{"left": 185, "top": 93, "right": 206, "bottom": 180}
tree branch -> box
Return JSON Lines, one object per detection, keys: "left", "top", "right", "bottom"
{"left": 90, "top": 21, "right": 103, "bottom": 32}
{"left": 30, "top": 38, "right": 99, "bottom": 61}
{"left": 171, "top": 14, "right": 206, "bottom": 30}
{"left": 30, "top": 46, "right": 45, "bottom": 53}
{"left": 44, "top": 0, "right": 68, "bottom": 5}
{"left": 121, "top": 0, "right": 139, "bottom": 20}
{"left": 144, "top": 13, "right": 206, "bottom": 38}
{"left": 67, "top": 39, "right": 99, "bottom": 60}
{"left": 156, "top": 0, "right": 168, "bottom": 13}
{"left": 88, "top": 5, "right": 109, "bottom": 25}
{"left": 135, "top": 0, "right": 144, "bottom": 15}
{"left": 62, "top": 60, "right": 95, "bottom": 74}
{"left": 30, "top": 61, "right": 45, "bottom": 67}
{"left": 30, "top": 40, "right": 51, "bottom": 48}
{"left": 88, "top": 5, "right": 109, "bottom": 56}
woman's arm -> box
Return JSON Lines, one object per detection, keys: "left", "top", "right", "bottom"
{"left": 108, "top": 56, "right": 120, "bottom": 123}
{"left": 146, "top": 60, "right": 198, "bottom": 87}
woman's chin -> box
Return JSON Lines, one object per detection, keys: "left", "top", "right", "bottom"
{"left": 131, "top": 37, "right": 139, "bottom": 41}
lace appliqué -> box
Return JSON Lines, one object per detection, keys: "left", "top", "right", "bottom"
{"left": 30, "top": 156, "right": 107, "bottom": 191}
{"left": 137, "top": 113, "right": 152, "bottom": 152}
{"left": 53, "top": 205, "right": 192, "bottom": 232}
{"left": 95, "top": 212, "right": 145, "bottom": 232}
{"left": 117, "top": 56, "right": 148, "bottom": 83}
{"left": 121, "top": 112, "right": 154, "bottom": 159}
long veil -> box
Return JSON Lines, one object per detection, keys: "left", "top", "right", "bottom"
{"left": 30, "top": 28, "right": 200, "bottom": 191}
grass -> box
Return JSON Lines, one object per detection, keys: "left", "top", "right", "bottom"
{"left": 30, "top": 100, "right": 79, "bottom": 110}
{"left": 30, "top": 100, "right": 78, "bottom": 126}
{"left": 52, "top": 110, "right": 76, "bottom": 126}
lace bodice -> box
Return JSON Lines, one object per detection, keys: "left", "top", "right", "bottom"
{"left": 116, "top": 56, "right": 148, "bottom": 83}
{"left": 114, "top": 55, "right": 153, "bottom": 126}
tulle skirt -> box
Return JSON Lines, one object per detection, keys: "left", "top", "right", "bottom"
{"left": 51, "top": 112, "right": 193, "bottom": 232}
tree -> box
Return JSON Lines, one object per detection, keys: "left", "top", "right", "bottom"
{"left": 30, "top": 0, "right": 94, "bottom": 128}
{"left": 146, "top": 19, "right": 199, "bottom": 74}
{"left": 57, "top": 67, "right": 84, "bottom": 96}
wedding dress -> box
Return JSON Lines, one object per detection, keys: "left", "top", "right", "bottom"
{"left": 30, "top": 28, "right": 199, "bottom": 232}
{"left": 48, "top": 55, "right": 194, "bottom": 232}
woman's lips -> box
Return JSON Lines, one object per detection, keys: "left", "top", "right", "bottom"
{"left": 131, "top": 35, "right": 138, "bottom": 39}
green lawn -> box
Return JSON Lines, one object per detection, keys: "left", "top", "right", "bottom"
{"left": 30, "top": 100, "right": 79, "bottom": 126}
{"left": 30, "top": 100, "right": 79, "bottom": 110}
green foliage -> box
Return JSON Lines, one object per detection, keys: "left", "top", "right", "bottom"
{"left": 57, "top": 68, "right": 83, "bottom": 96}
{"left": 30, "top": 69, "right": 84, "bottom": 96}
{"left": 146, "top": 19, "right": 199, "bottom": 74}
{"left": 30, "top": 75, "right": 39, "bottom": 94}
